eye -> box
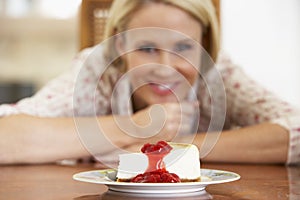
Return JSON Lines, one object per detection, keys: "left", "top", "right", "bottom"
{"left": 137, "top": 45, "right": 158, "bottom": 53}
{"left": 174, "top": 43, "right": 193, "bottom": 52}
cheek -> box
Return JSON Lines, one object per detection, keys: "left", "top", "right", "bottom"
{"left": 125, "top": 55, "right": 152, "bottom": 86}
{"left": 175, "top": 51, "right": 201, "bottom": 84}
{"left": 184, "top": 68, "right": 198, "bottom": 84}
{"left": 124, "top": 52, "right": 149, "bottom": 71}
{"left": 123, "top": 53, "right": 134, "bottom": 71}
{"left": 176, "top": 60, "right": 199, "bottom": 84}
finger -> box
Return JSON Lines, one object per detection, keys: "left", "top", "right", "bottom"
{"left": 178, "top": 123, "right": 193, "bottom": 134}
{"left": 179, "top": 101, "right": 200, "bottom": 115}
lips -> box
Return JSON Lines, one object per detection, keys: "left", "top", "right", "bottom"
{"left": 148, "top": 82, "right": 178, "bottom": 96}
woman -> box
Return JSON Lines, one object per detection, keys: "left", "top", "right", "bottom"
{"left": 0, "top": 0, "right": 299, "bottom": 165}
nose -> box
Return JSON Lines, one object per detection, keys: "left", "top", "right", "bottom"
{"left": 160, "top": 50, "right": 173, "bottom": 66}
{"left": 153, "top": 50, "right": 178, "bottom": 77}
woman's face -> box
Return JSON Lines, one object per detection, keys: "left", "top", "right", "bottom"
{"left": 117, "top": 3, "right": 203, "bottom": 109}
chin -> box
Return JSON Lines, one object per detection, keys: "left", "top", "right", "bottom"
{"left": 135, "top": 90, "right": 184, "bottom": 108}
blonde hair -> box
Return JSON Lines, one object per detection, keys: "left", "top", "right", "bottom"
{"left": 103, "top": 0, "right": 220, "bottom": 70}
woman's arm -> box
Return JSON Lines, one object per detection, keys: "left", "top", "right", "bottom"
{"left": 120, "top": 123, "right": 289, "bottom": 164}
{"left": 196, "top": 123, "right": 289, "bottom": 164}
{"left": 0, "top": 101, "right": 200, "bottom": 165}
{"left": 0, "top": 114, "right": 86, "bottom": 164}
{"left": 0, "top": 114, "right": 141, "bottom": 165}
{"left": 0, "top": 102, "right": 187, "bottom": 165}
{"left": 212, "top": 53, "right": 300, "bottom": 164}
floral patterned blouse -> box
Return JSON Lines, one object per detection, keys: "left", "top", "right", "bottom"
{"left": 0, "top": 46, "right": 299, "bottom": 164}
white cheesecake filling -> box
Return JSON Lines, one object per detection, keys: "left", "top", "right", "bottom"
{"left": 117, "top": 143, "right": 200, "bottom": 180}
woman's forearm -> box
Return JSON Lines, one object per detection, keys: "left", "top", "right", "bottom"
{"left": 195, "top": 123, "right": 289, "bottom": 164}
{"left": 0, "top": 114, "right": 137, "bottom": 165}
{"left": 0, "top": 114, "right": 90, "bottom": 164}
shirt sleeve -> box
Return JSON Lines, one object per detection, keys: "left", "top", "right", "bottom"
{"left": 217, "top": 52, "right": 300, "bottom": 165}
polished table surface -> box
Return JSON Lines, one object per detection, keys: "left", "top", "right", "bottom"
{"left": 0, "top": 163, "right": 299, "bottom": 200}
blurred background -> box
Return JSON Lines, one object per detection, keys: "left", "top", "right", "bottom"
{"left": 0, "top": 0, "right": 299, "bottom": 107}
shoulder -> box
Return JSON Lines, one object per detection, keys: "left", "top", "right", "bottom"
{"left": 76, "top": 45, "right": 120, "bottom": 78}
{"left": 215, "top": 51, "right": 239, "bottom": 73}
{"left": 214, "top": 51, "right": 250, "bottom": 84}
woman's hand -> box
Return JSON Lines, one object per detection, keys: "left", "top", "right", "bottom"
{"left": 131, "top": 101, "right": 199, "bottom": 142}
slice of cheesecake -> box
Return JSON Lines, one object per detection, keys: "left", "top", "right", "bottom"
{"left": 116, "top": 141, "right": 201, "bottom": 182}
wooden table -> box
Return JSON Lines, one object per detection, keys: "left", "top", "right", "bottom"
{"left": 0, "top": 163, "right": 299, "bottom": 200}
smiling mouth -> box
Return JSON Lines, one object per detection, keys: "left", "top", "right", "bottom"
{"left": 148, "top": 82, "right": 178, "bottom": 96}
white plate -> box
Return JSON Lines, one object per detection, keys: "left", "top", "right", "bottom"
{"left": 73, "top": 168, "right": 240, "bottom": 194}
